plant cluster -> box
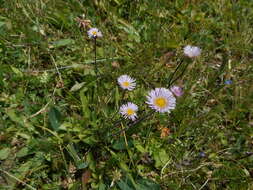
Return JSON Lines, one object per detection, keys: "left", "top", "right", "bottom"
{"left": 0, "top": 0, "right": 253, "bottom": 190}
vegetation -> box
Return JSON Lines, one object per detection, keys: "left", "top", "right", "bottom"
{"left": 0, "top": 0, "right": 253, "bottom": 189}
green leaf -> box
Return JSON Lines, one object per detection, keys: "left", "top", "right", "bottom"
{"left": 115, "top": 86, "right": 119, "bottom": 109}
{"left": 153, "top": 149, "right": 170, "bottom": 168}
{"left": 70, "top": 82, "right": 86, "bottom": 92}
{"left": 66, "top": 144, "right": 88, "bottom": 170}
{"left": 133, "top": 141, "right": 146, "bottom": 153}
{"left": 5, "top": 109, "right": 25, "bottom": 126}
{"left": 48, "top": 106, "right": 62, "bottom": 131}
{"left": 80, "top": 90, "right": 90, "bottom": 119}
{"left": 0, "top": 21, "right": 5, "bottom": 28}
{"left": 98, "top": 183, "right": 107, "bottom": 190}
{"left": 10, "top": 66, "right": 23, "bottom": 77}
{"left": 117, "top": 180, "right": 134, "bottom": 190}
{"left": 50, "top": 39, "right": 74, "bottom": 48}
{"left": 136, "top": 179, "right": 161, "bottom": 190}
{"left": 112, "top": 139, "right": 133, "bottom": 150}
{"left": 0, "top": 148, "right": 11, "bottom": 160}
{"left": 16, "top": 147, "right": 29, "bottom": 158}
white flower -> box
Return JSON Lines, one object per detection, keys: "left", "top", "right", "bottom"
{"left": 183, "top": 45, "right": 201, "bottom": 58}
{"left": 146, "top": 88, "right": 176, "bottom": 113}
{"left": 119, "top": 102, "right": 138, "bottom": 121}
{"left": 117, "top": 75, "right": 136, "bottom": 91}
{"left": 87, "top": 28, "right": 102, "bottom": 39}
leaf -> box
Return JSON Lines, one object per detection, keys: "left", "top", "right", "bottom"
{"left": 5, "top": 109, "right": 25, "bottom": 126}
{"left": 80, "top": 90, "right": 90, "bottom": 119}
{"left": 50, "top": 39, "right": 74, "bottom": 48}
{"left": 0, "top": 148, "right": 11, "bottom": 160}
{"left": 10, "top": 66, "right": 23, "bottom": 77}
{"left": 98, "top": 183, "right": 107, "bottom": 190}
{"left": 66, "top": 144, "right": 88, "bottom": 170}
{"left": 115, "top": 86, "right": 119, "bottom": 109}
{"left": 117, "top": 180, "right": 134, "bottom": 190}
{"left": 48, "top": 106, "right": 62, "bottom": 131}
{"left": 136, "top": 179, "right": 161, "bottom": 190}
{"left": 0, "top": 21, "right": 5, "bottom": 28}
{"left": 16, "top": 147, "right": 29, "bottom": 158}
{"left": 118, "top": 19, "right": 140, "bottom": 43}
{"left": 70, "top": 82, "right": 86, "bottom": 92}
{"left": 133, "top": 141, "right": 146, "bottom": 153}
{"left": 153, "top": 149, "right": 170, "bottom": 168}
{"left": 112, "top": 139, "right": 133, "bottom": 150}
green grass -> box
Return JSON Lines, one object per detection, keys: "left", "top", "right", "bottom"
{"left": 0, "top": 0, "right": 253, "bottom": 189}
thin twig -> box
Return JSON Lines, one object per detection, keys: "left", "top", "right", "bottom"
{"left": 26, "top": 87, "right": 57, "bottom": 120}
{"left": 198, "top": 179, "right": 209, "bottom": 190}
{"left": 111, "top": 111, "right": 155, "bottom": 137}
{"left": 167, "top": 60, "right": 184, "bottom": 87}
{"left": 0, "top": 168, "right": 37, "bottom": 190}
{"left": 50, "top": 55, "right": 63, "bottom": 83}
{"left": 22, "top": 57, "right": 124, "bottom": 73}
{"left": 169, "top": 62, "right": 190, "bottom": 86}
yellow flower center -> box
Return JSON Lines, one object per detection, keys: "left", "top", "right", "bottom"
{"left": 122, "top": 81, "right": 130, "bottom": 87}
{"left": 126, "top": 108, "right": 134, "bottom": 116}
{"left": 154, "top": 97, "right": 167, "bottom": 108}
{"left": 92, "top": 31, "right": 97, "bottom": 35}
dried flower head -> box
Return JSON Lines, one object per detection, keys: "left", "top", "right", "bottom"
{"left": 76, "top": 18, "right": 91, "bottom": 29}
{"left": 146, "top": 88, "right": 176, "bottom": 113}
{"left": 117, "top": 75, "right": 136, "bottom": 91}
{"left": 183, "top": 45, "right": 201, "bottom": 58}
{"left": 160, "top": 127, "right": 170, "bottom": 138}
{"left": 87, "top": 28, "right": 102, "bottom": 39}
{"left": 119, "top": 102, "right": 138, "bottom": 121}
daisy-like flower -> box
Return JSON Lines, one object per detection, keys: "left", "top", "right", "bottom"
{"left": 117, "top": 75, "right": 136, "bottom": 91}
{"left": 87, "top": 28, "right": 102, "bottom": 39}
{"left": 183, "top": 45, "right": 201, "bottom": 58}
{"left": 170, "top": 85, "right": 183, "bottom": 97}
{"left": 146, "top": 88, "right": 176, "bottom": 113}
{"left": 119, "top": 102, "right": 138, "bottom": 121}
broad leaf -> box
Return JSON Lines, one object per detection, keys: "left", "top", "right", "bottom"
{"left": 48, "top": 106, "right": 62, "bottom": 131}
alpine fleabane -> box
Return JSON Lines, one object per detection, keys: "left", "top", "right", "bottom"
{"left": 183, "top": 45, "right": 201, "bottom": 58}
{"left": 170, "top": 85, "right": 183, "bottom": 97}
{"left": 119, "top": 102, "right": 138, "bottom": 121}
{"left": 117, "top": 75, "right": 136, "bottom": 91}
{"left": 87, "top": 28, "right": 103, "bottom": 39}
{"left": 146, "top": 88, "right": 176, "bottom": 113}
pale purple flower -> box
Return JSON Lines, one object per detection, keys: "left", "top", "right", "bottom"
{"left": 170, "top": 86, "right": 183, "bottom": 97}
{"left": 184, "top": 45, "right": 201, "bottom": 58}
{"left": 117, "top": 75, "right": 136, "bottom": 91}
{"left": 87, "top": 28, "right": 102, "bottom": 39}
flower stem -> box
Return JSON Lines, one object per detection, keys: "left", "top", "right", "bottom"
{"left": 94, "top": 37, "right": 98, "bottom": 76}
{"left": 167, "top": 60, "right": 184, "bottom": 87}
